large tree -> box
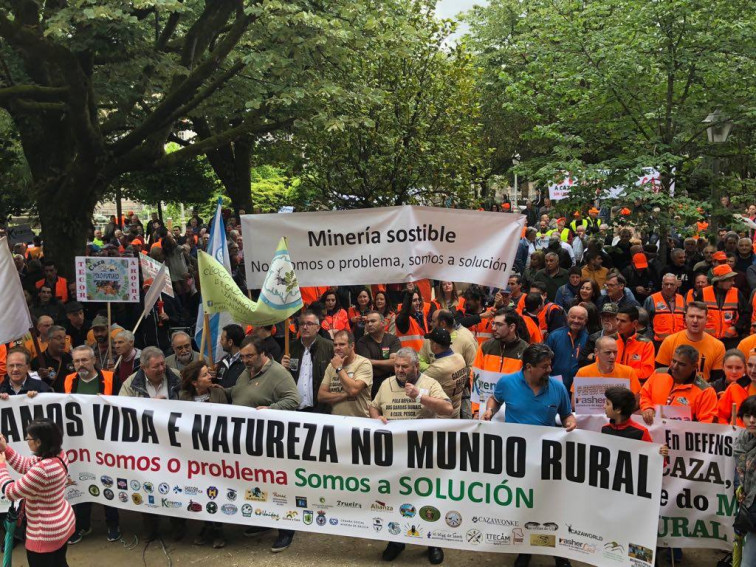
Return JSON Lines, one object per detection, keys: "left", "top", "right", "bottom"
{"left": 466, "top": 0, "right": 756, "bottom": 199}
{"left": 0, "top": 0, "right": 385, "bottom": 274}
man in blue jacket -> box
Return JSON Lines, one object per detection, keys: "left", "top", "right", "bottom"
{"left": 545, "top": 305, "right": 589, "bottom": 392}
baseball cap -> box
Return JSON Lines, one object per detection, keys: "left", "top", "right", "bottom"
{"left": 588, "top": 207, "right": 599, "bottom": 214}
{"left": 620, "top": 208, "right": 631, "bottom": 216}
{"left": 425, "top": 328, "right": 452, "bottom": 348}
{"left": 600, "top": 303, "right": 619, "bottom": 315}
{"left": 712, "top": 251, "right": 727, "bottom": 261}
{"left": 91, "top": 315, "right": 109, "bottom": 328}
{"left": 65, "top": 301, "right": 84, "bottom": 314}
{"left": 632, "top": 253, "right": 648, "bottom": 269}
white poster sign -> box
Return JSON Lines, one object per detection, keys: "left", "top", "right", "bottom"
{"left": 573, "top": 377, "right": 630, "bottom": 414}
{"left": 577, "top": 415, "right": 736, "bottom": 551}
{"left": 1, "top": 395, "right": 661, "bottom": 566}
{"left": 241, "top": 206, "right": 525, "bottom": 288}
{"left": 139, "top": 254, "right": 174, "bottom": 298}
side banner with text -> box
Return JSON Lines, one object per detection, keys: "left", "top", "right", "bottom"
{"left": 577, "top": 415, "right": 736, "bottom": 551}
{"left": 1, "top": 395, "right": 660, "bottom": 567}
{"left": 241, "top": 206, "right": 525, "bottom": 288}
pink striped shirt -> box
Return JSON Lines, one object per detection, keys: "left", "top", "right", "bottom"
{"left": 0, "top": 447, "right": 75, "bottom": 553}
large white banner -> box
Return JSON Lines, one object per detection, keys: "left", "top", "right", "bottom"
{"left": 578, "top": 415, "right": 736, "bottom": 551}
{"left": 1, "top": 395, "right": 661, "bottom": 566}
{"left": 241, "top": 206, "right": 525, "bottom": 288}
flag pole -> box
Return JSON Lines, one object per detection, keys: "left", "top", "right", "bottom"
{"left": 112, "top": 312, "right": 148, "bottom": 372}
{"left": 203, "top": 312, "right": 214, "bottom": 367}
{"left": 284, "top": 317, "right": 290, "bottom": 357}
{"left": 106, "top": 303, "right": 113, "bottom": 368}
{"left": 732, "top": 403, "right": 737, "bottom": 426}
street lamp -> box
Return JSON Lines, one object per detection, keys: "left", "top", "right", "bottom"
{"left": 704, "top": 110, "right": 733, "bottom": 144}
{"left": 703, "top": 110, "right": 732, "bottom": 234}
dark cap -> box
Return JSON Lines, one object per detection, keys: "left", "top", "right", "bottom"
{"left": 425, "top": 328, "right": 452, "bottom": 348}
{"left": 91, "top": 315, "right": 109, "bottom": 328}
{"left": 600, "top": 302, "right": 619, "bottom": 315}
{"left": 65, "top": 301, "right": 84, "bottom": 314}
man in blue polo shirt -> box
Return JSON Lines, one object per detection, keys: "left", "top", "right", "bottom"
{"left": 482, "top": 343, "right": 575, "bottom": 567}
{"left": 545, "top": 304, "right": 589, "bottom": 392}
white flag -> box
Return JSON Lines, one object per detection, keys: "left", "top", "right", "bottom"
{"left": 0, "top": 237, "right": 33, "bottom": 344}
{"left": 142, "top": 262, "right": 169, "bottom": 319}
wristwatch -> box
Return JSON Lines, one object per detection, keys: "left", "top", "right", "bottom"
{"left": 335, "top": 367, "right": 343, "bottom": 373}
{"left": 414, "top": 393, "right": 423, "bottom": 403}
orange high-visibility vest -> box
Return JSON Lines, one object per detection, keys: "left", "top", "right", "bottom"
{"left": 35, "top": 277, "right": 69, "bottom": 303}
{"left": 396, "top": 316, "right": 427, "bottom": 352}
{"left": 64, "top": 370, "right": 115, "bottom": 395}
{"left": 702, "top": 286, "right": 739, "bottom": 339}
{"left": 649, "top": 292, "right": 686, "bottom": 341}
{"left": 468, "top": 311, "right": 494, "bottom": 346}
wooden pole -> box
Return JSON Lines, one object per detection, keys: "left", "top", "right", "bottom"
{"left": 199, "top": 315, "right": 207, "bottom": 362}
{"left": 106, "top": 303, "right": 113, "bottom": 368}
{"left": 284, "top": 317, "right": 291, "bottom": 357}
{"left": 113, "top": 311, "right": 148, "bottom": 371}
{"left": 732, "top": 403, "right": 738, "bottom": 426}
{"left": 203, "top": 312, "right": 214, "bottom": 367}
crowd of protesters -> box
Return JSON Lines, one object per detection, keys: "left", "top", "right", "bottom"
{"left": 2, "top": 196, "right": 756, "bottom": 566}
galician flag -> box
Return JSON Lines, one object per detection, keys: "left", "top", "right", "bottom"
{"left": 194, "top": 199, "right": 234, "bottom": 360}
{"left": 198, "top": 237, "right": 302, "bottom": 326}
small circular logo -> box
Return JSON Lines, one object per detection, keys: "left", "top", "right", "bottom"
{"left": 445, "top": 511, "right": 462, "bottom": 528}
{"left": 131, "top": 493, "right": 143, "bottom": 505}
{"left": 158, "top": 483, "right": 170, "bottom": 494}
{"left": 88, "top": 485, "right": 100, "bottom": 497}
{"left": 206, "top": 502, "right": 218, "bottom": 514}
{"left": 100, "top": 475, "right": 113, "bottom": 487}
{"left": 419, "top": 506, "right": 440, "bottom": 522}
{"left": 143, "top": 482, "right": 154, "bottom": 494}
{"left": 103, "top": 489, "right": 114, "bottom": 501}
{"left": 118, "top": 492, "right": 128, "bottom": 503}
{"left": 466, "top": 529, "right": 482, "bottom": 545}
{"left": 130, "top": 480, "right": 141, "bottom": 491}
{"left": 400, "top": 503, "right": 416, "bottom": 518}
{"left": 388, "top": 522, "right": 401, "bottom": 535}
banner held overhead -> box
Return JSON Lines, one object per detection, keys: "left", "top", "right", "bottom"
{"left": 242, "top": 206, "right": 525, "bottom": 288}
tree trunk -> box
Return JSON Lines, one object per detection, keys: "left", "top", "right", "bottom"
{"left": 37, "top": 172, "right": 104, "bottom": 280}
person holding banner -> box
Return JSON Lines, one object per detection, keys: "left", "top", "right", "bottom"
{"left": 227, "top": 336, "right": 300, "bottom": 552}
{"left": 0, "top": 348, "right": 49, "bottom": 398}
{"left": 482, "top": 343, "right": 575, "bottom": 567}
{"left": 641, "top": 344, "right": 718, "bottom": 424}
{"left": 178, "top": 360, "right": 228, "bottom": 548}
{"left": 64, "top": 346, "right": 121, "bottom": 544}
{"left": 369, "top": 347, "right": 451, "bottom": 564}
{"left": 0, "top": 419, "right": 75, "bottom": 567}
{"left": 119, "top": 347, "right": 184, "bottom": 541}
{"left": 734, "top": 396, "right": 756, "bottom": 565}
{"left": 573, "top": 336, "right": 642, "bottom": 397}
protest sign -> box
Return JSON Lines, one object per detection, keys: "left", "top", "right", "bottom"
{"left": 470, "top": 368, "right": 504, "bottom": 410}
{"left": 2, "top": 395, "right": 661, "bottom": 566}
{"left": 241, "top": 206, "right": 524, "bottom": 288}
{"left": 0, "top": 236, "right": 33, "bottom": 344}
{"left": 139, "top": 254, "right": 174, "bottom": 297}
{"left": 75, "top": 257, "right": 139, "bottom": 302}
{"left": 573, "top": 377, "right": 630, "bottom": 414}
{"left": 577, "top": 415, "right": 736, "bottom": 551}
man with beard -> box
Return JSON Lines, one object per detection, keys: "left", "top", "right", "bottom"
{"left": 482, "top": 343, "right": 575, "bottom": 567}
{"left": 369, "top": 348, "right": 451, "bottom": 564}
{"left": 64, "top": 346, "right": 121, "bottom": 544}
{"left": 65, "top": 301, "right": 91, "bottom": 348}
{"left": 641, "top": 344, "right": 717, "bottom": 423}
{"left": 165, "top": 331, "right": 200, "bottom": 371}
{"left": 31, "top": 325, "right": 73, "bottom": 392}
{"left": 89, "top": 315, "right": 114, "bottom": 370}
{"left": 227, "top": 337, "right": 299, "bottom": 552}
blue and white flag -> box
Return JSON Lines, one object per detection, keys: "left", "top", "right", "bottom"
{"left": 195, "top": 199, "right": 234, "bottom": 361}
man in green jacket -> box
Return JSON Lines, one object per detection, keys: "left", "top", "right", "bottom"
{"left": 227, "top": 336, "right": 300, "bottom": 551}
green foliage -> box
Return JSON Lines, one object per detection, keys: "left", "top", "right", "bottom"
{"left": 0, "top": 110, "right": 31, "bottom": 222}
{"left": 466, "top": 0, "right": 756, "bottom": 209}
{"left": 249, "top": 165, "right": 299, "bottom": 212}
{"left": 291, "top": 1, "right": 488, "bottom": 209}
